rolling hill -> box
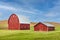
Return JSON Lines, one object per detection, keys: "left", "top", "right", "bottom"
{"left": 0, "top": 20, "right": 8, "bottom": 29}
{"left": 0, "top": 20, "right": 60, "bottom": 30}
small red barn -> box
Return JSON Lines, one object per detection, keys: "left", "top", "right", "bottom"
{"left": 34, "top": 22, "right": 55, "bottom": 31}
{"left": 20, "top": 23, "right": 30, "bottom": 30}
{"left": 8, "top": 14, "right": 20, "bottom": 30}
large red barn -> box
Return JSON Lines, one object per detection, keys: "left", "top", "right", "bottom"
{"left": 8, "top": 14, "right": 20, "bottom": 30}
{"left": 20, "top": 23, "right": 30, "bottom": 30}
{"left": 34, "top": 22, "right": 55, "bottom": 31}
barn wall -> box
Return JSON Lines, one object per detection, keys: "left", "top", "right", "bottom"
{"left": 34, "top": 25, "right": 39, "bottom": 31}
{"left": 8, "top": 14, "right": 20, "bottom": 30}
{"left": 20, "top": 24, "right": 30, "bottom": 30}
{"left": 48, "top": 27, "right": 55, "bottom": 31}
{"left": 34, "top": 22, "right": 55, "bottom": 31}
{"left": 39, "top": 23, "right": 47, "bottom": 31}
{"left": 34, "top": 23, "right": 47, "bottom": 31}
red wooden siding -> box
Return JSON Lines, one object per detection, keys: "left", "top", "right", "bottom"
{"left": 20, "top": 24, "right": 30, "bottom": 30}
{"left": 34, "top": 22, "right": 55, "bottom": 31}
{"left": 34, "top": 23, "right": 47, "bottom": 31}
{"left": 48, "top": 27, "right": 55, "bottom": 31}
{"left": 8, "top": 14, "right": 20, "bottom": 30}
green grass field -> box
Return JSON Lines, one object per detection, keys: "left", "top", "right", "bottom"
{"left": 0, "top": 30, "right": 60, "bottom": 40}
{"left": 0, "top": 21, "right": 60, "bottom": 40}
{"left": 0, "top": 26, "right": 60, "bottom": 40}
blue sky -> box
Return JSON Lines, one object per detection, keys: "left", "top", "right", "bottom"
{"left": 0, "top": 0, "right": 60, "bottom": 23}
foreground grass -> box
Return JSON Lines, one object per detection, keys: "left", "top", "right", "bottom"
{"left": 0, "top": 30, "right": 60, "bottom": 40}
{"left": 0, "top": 26, "right": 60, "bottom": 40}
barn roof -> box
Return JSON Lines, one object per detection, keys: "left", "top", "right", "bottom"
{"left": 20, "top": 23, "right": 30, "bottom": 24}
{"left": 34, "top": 22, "right": 54, "bottom": 27}
{"left": 42, "top": 22, "right": 54, "bottom": 27}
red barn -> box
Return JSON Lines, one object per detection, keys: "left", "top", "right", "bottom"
{"left": 8, "top": 14, "right": 20, "bottom": 30}
{"left": 20, "top": 23, "right": 30, "bottom": 30}
{"left": 34, "top": 22, "right": 55, "bottom": 31}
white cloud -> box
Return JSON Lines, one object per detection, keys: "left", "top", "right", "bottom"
{"left": 0, "top": 12, "right": 2, "bottom": 17}
{"left": 0, "top": 5, "right": 16, "bottom": 11}
{"left": 0, "top": 1, "right": 43, "bottom": 15}
{"left": 17, "top": 14, "right": 30, "bottom": 23}
{"left": 16, "top": 0, "right": 45, "bottom": 5}
{"left": 45, "top": 13, "right": 58, "bottom": 17}
{"left": 18, "top": 8, "right": 37, "bottom": 14}
{"left": 0, "top": 5, "right": 41, "bottom": 14}
{"left": 44, "top": 0, "right": 60, "bottom": 18}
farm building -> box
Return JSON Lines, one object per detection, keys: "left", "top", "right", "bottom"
{"left": 34, "top": 22, "right": 55, "bottom": 31}
{"left": 20, "top": 23, "right": 30, "bottom": 30}
{"left": 8, "top": 14, "right": 20, "bottom": 30}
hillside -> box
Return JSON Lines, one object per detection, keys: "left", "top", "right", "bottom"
{"left": 0, "top": 20, "right": 8, "bottom": 29}
{"left": 0, "top": 20, "right": 60, "bottom": 30}
{"left": 46, "top": 22, "right": 60, "bottom": 27}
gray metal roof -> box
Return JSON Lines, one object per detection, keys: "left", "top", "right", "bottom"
{"left": 42, "top": 22, "right": 54, "bottom": 27}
